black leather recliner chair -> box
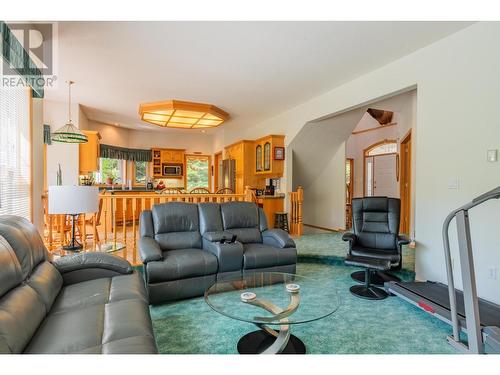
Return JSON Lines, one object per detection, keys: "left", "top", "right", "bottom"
{"left": 342, "top": 197, "right": 409, "bottom": 299}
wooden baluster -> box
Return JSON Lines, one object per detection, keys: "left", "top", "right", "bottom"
{"left": 48, "top": 214, "right": 53, "bottom": 250}
{"left": 113, "top": 197, "right": 117, "bottom": 249}
{"left": 132, "top": 197, "right": 137, "bottom": 265}
{"left": 59, "top": 215, "right": 64, "bottom": 248}
{"left": 297, "top": 186, "right": 303, "bottom": 236}
{"left": 122, "top": 197, "right": 127, "bottom": 246}
{"left": 82, "top": 214, "right": 86, "bottom": 249}
{"left": 93, "top": 212, "right": 97, "bottom": 251}
{"left": 104, "top": 197, "right": 108, "bottom": 242}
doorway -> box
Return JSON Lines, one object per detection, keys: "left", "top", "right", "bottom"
{"left": 399, "top": 130, "right": 412, "bottom": 234}
{"left": 363, "top": 139, "right": 398, "bottom": 197}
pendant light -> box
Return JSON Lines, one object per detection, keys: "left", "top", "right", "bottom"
{"left": 51, "top": 81, "right": 88, "bottom": 143}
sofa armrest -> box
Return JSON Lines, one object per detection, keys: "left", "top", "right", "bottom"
{"left": 138, "top": 237, "right": 163, "bottom": 263}
{"left": 203, "top": 239, "right": 243, "bottom": 272}
{"left": 398, "top": 235, "right": 410, "bottom": 247}
{"left": 202, "top": 231, "right": 234, "bottom": 242}
{"left": 342, "top": 232, "right": 357, "bottom": 244}
{"left": 52, "top": 252, "right": 133, "bottom": 285}
{"left": 53, "top": 252, "right": 132, "bottom": 274}
{"left": 262, "top": 229, "right": 295, "bottom": 249}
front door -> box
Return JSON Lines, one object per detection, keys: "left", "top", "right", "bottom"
{"left": 373, "top": 154, "right": 397, "bottom": 197}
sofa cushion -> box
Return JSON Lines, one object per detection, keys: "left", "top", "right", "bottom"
{"left": 0, "top": 284, "right": 47, "bottom": 353}
{"left": 0, "top": 216, "right": 49, "bottom": 279}
{"left": 24, "top": 299, "right": 156, "bottom": 354}
{"left": 225, "top": 228, "right": 262, "bottom": 244}
{"left": 198, "top": 203, "right": 224, "bottom": 234}
{"left": 152, "top": 202, "right": 199, "bottom": 234}
{"left": 0, "top": 236, "right": 23, "bottom": 298}
{"left": 221, "top": 201, "right": 259, "bottom": 229}
{"left": 146, "top": 249, "right": 218, "bottom": 283}
{"left": 243, "top": 243, "right": 297, "bottom": 269}
{"left": 26, "top": 261, "right": 63, "bottom": 312}
{"left": 50, "top": 272, "right": 147, "bottom": 314}
{"left": 155, "top": 231, "right": 202, "bottom": 250}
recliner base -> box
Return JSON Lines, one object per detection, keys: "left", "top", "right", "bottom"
{"left": 351, "top": 270, "right": 401, "bottom": 286}
{"left": 349, "top": 284, "right": 388, "bottom": 300}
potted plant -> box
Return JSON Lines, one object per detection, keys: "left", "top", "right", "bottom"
{"left": 105, "top": 174, "right": 114, "bottom": 186}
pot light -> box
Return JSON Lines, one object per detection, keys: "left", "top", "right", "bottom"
{"left": 138, "top": 100, "right": 229, "bottom": 129}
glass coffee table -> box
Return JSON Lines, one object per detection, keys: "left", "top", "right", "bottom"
{"left": 205, "top": 272, "right": 340, "bottom": 354}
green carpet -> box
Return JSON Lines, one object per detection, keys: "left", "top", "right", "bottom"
{"left": 149, "top": 261, "right": 456, "bottom": 354}
{"left": 295, "top": 232, "right": 415, "bottom": 275}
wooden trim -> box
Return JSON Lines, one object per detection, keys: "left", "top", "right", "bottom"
{"left": 214, "top": 151, "right": 222, "bottom": 192}
{"left": 303, "top": 223, "right": 341, "bottom": 233}
{"left": 363, "top": 138, "right": 398, "bottom": 156}
{"left": 399, "top": 130, "right": 412, "bottom": 234}
{"left": 28, "top": 87, "right": 33, "bottom": 223}
{"left": 185, "top": 154, "right": 212, "bottom": 192}
{"left": 351, "top": 122, "right": 397, "bottom": 135}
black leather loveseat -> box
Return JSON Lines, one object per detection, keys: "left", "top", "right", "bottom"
{"left": 139, "top": 201, "right": 297, "bottom": 304}
{"left": 0, "top": 216, "right": 157, "bottom": 354}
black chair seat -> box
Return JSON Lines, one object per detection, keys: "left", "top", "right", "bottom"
{"left": 350, "top": 246, "right": 400, "bottom": 263}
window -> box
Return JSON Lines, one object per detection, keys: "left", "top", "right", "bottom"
{"left": 186, "top": 155, "right": 210, "bottom": 191}
{"left": 93, "top": 158, "right": 125, "bottom": 184}
{"left": 0, "top": 88, "right": 31, "bottom": 219}
{"left": 366, "top": 141, "right": 397, "bottom": 156}
{"left": 134, "top": 161, "right": 147, "bottom": 184}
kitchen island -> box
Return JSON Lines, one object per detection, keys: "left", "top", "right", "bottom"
{"left": 256, "top": 194, "right": 286, "bottom": 229}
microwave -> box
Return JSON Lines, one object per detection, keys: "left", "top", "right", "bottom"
{"left": 162, "top": 163, "right": 183, "bottom": 177}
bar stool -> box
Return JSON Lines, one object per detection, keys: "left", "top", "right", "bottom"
{"left": 274, "top": 212, "right": 289, "bottom": 232}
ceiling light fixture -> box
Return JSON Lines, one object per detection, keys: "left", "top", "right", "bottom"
{"left": 51, "top": 81, "right": 88, "bottom": 143}
{"left": 138, "top": 100, "right": 229, "bottom": 129}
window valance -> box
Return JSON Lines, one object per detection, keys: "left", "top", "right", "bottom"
{"left": 100, "top": 144, "right": 152, "bottom": 162}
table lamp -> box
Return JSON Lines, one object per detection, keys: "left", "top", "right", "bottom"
{"left": 48, "top": 185, "right": 99, "bottom": 251}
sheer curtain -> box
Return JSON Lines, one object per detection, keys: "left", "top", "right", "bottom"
{"left": 0, "top": 87, "right": 31, "bottom": 219}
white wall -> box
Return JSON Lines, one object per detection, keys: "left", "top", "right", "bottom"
{"left": 214, "top": 22, "right": 500, "bottom": 304}
{"left": 290, "top": 108, "right": 365, "bottom": 230}
{"left": 44, "top": 100, "right": 84, "bottom": 186}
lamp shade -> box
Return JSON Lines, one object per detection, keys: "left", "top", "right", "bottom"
{"left": 48, "top": 186, "right": 99, "bottom": 215}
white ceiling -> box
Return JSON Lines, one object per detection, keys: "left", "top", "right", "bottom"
{"left": 45, "top": 21, "right": 472, "bottom": 133}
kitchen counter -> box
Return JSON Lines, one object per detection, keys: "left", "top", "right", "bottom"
{"left": 256, "top": 194, "right": 285, "bottom": 199}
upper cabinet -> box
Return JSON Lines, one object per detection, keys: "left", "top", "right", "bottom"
{"left": 79, "top": 131, "right": 101, "bottom": 174}
{"left": 151, "top": 148, "right": 186, "bottom": 178}
{"left": 254, "top": 135, "right": 285, "bottom": 175}
{"left": 256, "top": 144, "right": 263, "bottom": 172}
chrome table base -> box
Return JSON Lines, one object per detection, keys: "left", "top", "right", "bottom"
{"left": 238, "top": 284, "right": 305, "bottom": 354}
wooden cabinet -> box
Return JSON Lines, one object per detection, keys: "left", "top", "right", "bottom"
{"left": 256, "top": 196, "right": 285, "bottom": 229}
{"left": 151, "top": 148, "right": 185, "bottom": 178}
{"left": 254, "top": 135, "right": 285, "bottom": 176}
{"left": 225, "top": 140, "right": 256, "bottom": 194}
{"left": 79, "top": 131, "right": 101, "bottom": 174}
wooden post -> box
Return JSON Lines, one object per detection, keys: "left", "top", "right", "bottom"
{"left": 297, "top": 185, "right": 303, "bottom": 236}
{"left": 132, "top": 197, "right": 137, "bottom": 264}
{"left": 244, "top": 186, "right": 253, "bottom": 202}
{"left": 92, "top": 213, "right": 97, "bottom": 251}
{"left": 122, "top": 197, "right": 127, "bottom": 245}
{"left": 48, "top": 215, "right": 53, "bottom": 250}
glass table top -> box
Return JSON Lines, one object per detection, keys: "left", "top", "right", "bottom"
{"left": 204, "top": 272, "right": 340, "bottom": 325}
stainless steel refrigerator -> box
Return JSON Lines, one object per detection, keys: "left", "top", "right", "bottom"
{"left": 222, "top": 159, "right": 236, "bottom": 192}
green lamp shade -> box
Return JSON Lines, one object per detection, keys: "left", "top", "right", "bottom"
{"left": 51, "top": 122, "right": 88, "bottom": 143}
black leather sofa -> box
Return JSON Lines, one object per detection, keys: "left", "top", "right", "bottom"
{"left": 0, "top": 216, "right": 157, "bottom": 354}
{"left": 139, "top": 201, "right": 297, "bottom": 304}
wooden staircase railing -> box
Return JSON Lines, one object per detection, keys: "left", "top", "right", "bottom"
{"left": 289, "top": 186, "right": 303, "bottom": 236}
